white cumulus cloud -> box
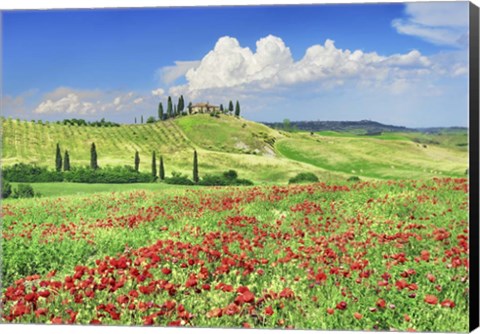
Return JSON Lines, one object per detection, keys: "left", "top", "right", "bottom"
{"left": 166, "top": 34, "right": 450, "bottom": 101}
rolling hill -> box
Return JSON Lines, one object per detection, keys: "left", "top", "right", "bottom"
{"left": 0, "top": 115, "right": 469, "bottom": 183}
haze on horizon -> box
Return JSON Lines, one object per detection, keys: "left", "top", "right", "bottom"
{"left": 2, "top": 2, "right": 470, "bottom": 128}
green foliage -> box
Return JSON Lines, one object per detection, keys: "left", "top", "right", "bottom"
{"left": 146, "top": 116, "right": 156, "bottom": 124}
{"left": 167, "top": 96, "right": 173, "bottom": 119}
{"left": 228, "top": 100, "right": 234, "bottom": 114}
{"left": 347, "top": 176, "right": 361, "bottom": 182}
{"left": 159, "top": 156, "right": 165, "bottom": 180}
{"left": 288, "top": 172, "right": 319, "bottom": 184}
{"left": 134, "top": 151, "right": 140, "bottom": 172}
{"left": 223, "top": 169, "right": 238, "bottom": 180}
{"left": 151, "top": 151, "right": 157, "bottom": 178}
{"left": 62, "top": 118, "right": 119, "bottom": 127}
{"left": 235, "top": 100, "right": 240, "bottom": 117}
{"left": 163, "top": 171, "right": 194, "bottom": 185}
{"left": 63, "top": 166, "right": 155, "bottom": 183}
{"left": 193, "top": 150, "right": 199, "bottom": 183}
{"left": 198, "top": 170, "right": 253, "bottom": 186}
{"left": 2, "top": 180, "right": 12, "bottom": 198}
{"left": 63, "top": 150, "right": 71, "bottom": 171}
{"left": 2, "top": 163, "right": 155, "bottom": 184}
{"left": 2, "top": 163, "right": 63, "bottom": 182}
{"left": 55, "top": 143, "right": 62, "bottom": 172}
{"left": 12, "top": 183, "right": 36, "bottom": 198}
{"left": 158, "top": 102, "right": 164, "bottom": 121}
{"left": 90, "top": 143, "right": 99, "bottom": 170}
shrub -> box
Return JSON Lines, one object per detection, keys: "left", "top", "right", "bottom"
{"left": 198, "top": 171, "right": 253, "bottom": 187}
{"left": 198, "top": 175, "right": 228, "bottom": 186}
{"left": 12, "top": 184, "right": 35, "bottom": 198}
{"left": 163, "top": 172, "right": 194, "bottom": 185}
{"left": 288, "top": 172, "right": 319, "bottom": 184}
{"left": 223, "top": 170, "right": 238, "bottom": 181}
{"left": 64, "top": 166, "right": 154, "bottom": 183}
{"left": 2, "top": 180, "right": 12, "bottom": 198}
{"left": 2, "top": 163, "right": 63, "bottom": 182}
{"left": 347, "top": 176, "right": 361, "bottom": 182}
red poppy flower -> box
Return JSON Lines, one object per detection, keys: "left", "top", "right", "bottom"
{"left": 354, "top": 312, "right": 363, "bottom": 320}
{"left": 376, "top": 299, "right": 386, "bottom": 308}
{"left": 265, "top": 305, "right": 274, "bottom": 316}
{"left": 35, "top": 308, "right": 48, "bottom": 317}
{"left": 336, "top": 301, "right": 347, "bottom": 310}
{"left": 327, "top": 308, "right": 335, "bottom": 315}
{"left": 424, "top": 295, "right": 438, "bottom": 305}
{"left": 441, "top": 299, "right": 455, "bottom": 308}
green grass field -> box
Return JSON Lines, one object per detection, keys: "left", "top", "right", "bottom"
{"left": 1, "top": 115, "right": 468, "bottom": 185}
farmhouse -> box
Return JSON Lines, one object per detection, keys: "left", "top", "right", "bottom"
{"left": 190, "top": 102, "right": 220, "bottom": 114}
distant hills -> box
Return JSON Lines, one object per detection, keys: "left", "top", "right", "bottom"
{"left": 262, "top": 120, "right": 468, "bottom": 134}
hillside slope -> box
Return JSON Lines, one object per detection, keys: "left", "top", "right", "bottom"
{"left": 1, "top": 115, "right": 468, "bottom": 182}
{"left": 0, "top": 116, "right": 337, "bottom": 183}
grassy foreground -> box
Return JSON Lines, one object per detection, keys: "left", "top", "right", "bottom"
{"left": 1, "top": 178, "right": 469, "bottom": 331}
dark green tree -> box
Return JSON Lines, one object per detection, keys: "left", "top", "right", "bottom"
{"left": 159, "top": 156, "right": 165, "bottom": 180}
{"left": 220, "top": 104, "right": 224, "bottom": 113}
{"left": 90, "top": 143, "right": 98, "bottom": 170}
{"left": 188, "top": 102, "right": 193, "bottom": 114}
{"left": 141, "top": 115, "right": 144, "bottom": 124}
{"left": 63, "top": 150, "right": 70, "bottom": 171}
{"left": 177, "top": 96, "right": 184, "bottom": 114}
{"left": 55, "top": 143, "right": 62, "bottom": 172}
{"left": 228, "top": 100, "right": 234, "bottom": 114}
{"left": 134, "top": 117, "right": 137, "bottom": 124}
{"left": 158, "top": 102, "right": 164, "bottom": 121}
{"left": 174, "top": 104, "right": 177, "bottom": 117}
{"left": 167, "top": 96, "right": 173, "bottom": 118}
{"left": 134, "top": 151, "right": 140, "bottom": 172}
{"left": 152, "top": 151, "right": 157, "bottom": 178}
{"left": 235, "top": 100, "right": 241, "bottom": 117}
{"left": 146, "top": 116, "right": 156, "bottom": 124}
{"left": 193, "top": 150, "right": 199, "bottom": 183}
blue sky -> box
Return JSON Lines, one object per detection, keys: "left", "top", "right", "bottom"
{"left": 2, "top": 2, "right": 470, "bottom": 127}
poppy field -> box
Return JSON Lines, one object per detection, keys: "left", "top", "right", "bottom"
{"left": 1, "top": 178, "right": 470, "bottom": 331}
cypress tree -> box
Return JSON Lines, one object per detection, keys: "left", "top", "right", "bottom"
{"left": 188, "top": 102, "right": 193, "bottom": 114}
{"left": 158, "top": 102, "right": 164, "bottom": 121}
{"left": 159, "top": 156, "right": 165, "bottom": 180}
{"left": 90, "top": 143, "right": 98, "bottom": 170}
{"left": 228, "top": 100, "right": 234, "bottom": 114}
{"left": 174, "top": 104, "right": 177, "bottom": 117}
{"left": 55, "top": 143, "right": 62, "bottom": 172}
{"left": 167, "top": 96, "right": 173, "bottom": 118}
{"left": 220, "top": 104, "right": 224, "bottom": 113}
{"left": 134, "top": 151, "right": 140, "bottom": 172}
{"left": 141, "top": 115, "right": 144, "bottom": 124}
{"left": 152, "top": 151, "right": 157, "bottom": 178}
{"left": 193, "top": 150, "right": 199, "bottom": 183}
{"left": 235, "top": 100, "right": 241, "bottom": 117}
{"left": 134, "top": 117, "right": 137, "bottom": 124}
{"left": 63, "top": 150, "right": 70, "bottom": 171}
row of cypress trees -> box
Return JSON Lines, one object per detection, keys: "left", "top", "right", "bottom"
{"left": 147, "top": 149, "right": 198, "bottom": 182}
{"left": 55, "top": 142, "right": 101, "bottom": 172}
{"left": 57, "top": 142, "right": 199, "bottom": 182}
{"left": 55, "top": 143, "right": 71, "bottom": 172}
